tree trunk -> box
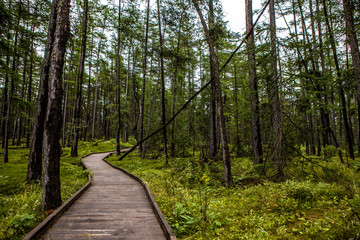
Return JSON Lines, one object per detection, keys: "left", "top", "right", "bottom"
{"left": 62, "top": 48, "right": 73, "bottom": 146}
{"left": 71, "top": 0, "right": 88, "bottom": 157}
{"left": 4, "top": 0, "right": 21, "bottom": 162}
{"left": 116, "top": 0, "right": 122, "bottom": 155}
{"left": 84, "top": 35, "right": 94, "bottom": 142}
{"left": 157, "top": 0, "right": 168, "bottom": 162}
{"left": 342, "top": 0, "right": 360, "bottom": 155}
{"left": 246, "top": 0, "right": 263, "bottom": 164}
{"left": 27, "top": 0, "right": 61, "bottom": 181}
{"left": 92, "top": 37, "right": 103, "bottom": 140}
{"left": 208, "top": 0, "right": 217, "bottom": 160}
{"left": 140, "top": 0, "right": 150, "bottom": 158}
{"left": 323, "top": 0, "right": 354, "bottom": 160}
{"left": 42, "top": 0, "right": 70, "bottom": 210}
{"left": 192, "top": 0, "right": 232, "bottom": 187}
{"left": 234, "top": 65, "right": 241, "bottom": 157}
{"left": 268, "top": 0, "right": 284, "bottom": 177}
{"left": 26, "top": 24, "right": 35, "bottom": 148}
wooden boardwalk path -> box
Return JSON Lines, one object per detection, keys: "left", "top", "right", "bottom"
{"left": 37, "top": 152, "right": 169, "bottom": 240}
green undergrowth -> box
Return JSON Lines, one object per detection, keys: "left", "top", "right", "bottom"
{"left": 0, "top": 139, "right": 121, "bottom": 240}
{"left": 107, "top": 152, "right": 360, "bottom": 240}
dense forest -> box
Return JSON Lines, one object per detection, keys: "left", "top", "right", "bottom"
{"left": 1, "top": 0, "right": 360, "bottom": 238}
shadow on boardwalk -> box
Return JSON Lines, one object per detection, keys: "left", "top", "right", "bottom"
{"left": 31, "top": 151, "right": 174, "bottom": 240}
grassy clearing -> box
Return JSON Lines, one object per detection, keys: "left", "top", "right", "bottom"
{"left": 107, "top": 152, "right": 360, "bottom": 240}
{"left": 0, "top": 139, "right": 123, "bottom": 240}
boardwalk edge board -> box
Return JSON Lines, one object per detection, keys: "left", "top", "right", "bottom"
{"left": 22, "top": 153, "right": 103, "bottom": 240}
{"left": 103, "top": 153, "right": 177, "bottom": 240}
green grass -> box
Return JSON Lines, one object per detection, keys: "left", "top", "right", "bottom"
{"left": 107, "top": 152, "right": 360, "bottom": 240}
{"left": 0, "top": 139, "right": 122, "bottom": 240}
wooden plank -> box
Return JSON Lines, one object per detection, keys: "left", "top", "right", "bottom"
{"left": 31, "top": 152, "right": 171, "bottom": 240}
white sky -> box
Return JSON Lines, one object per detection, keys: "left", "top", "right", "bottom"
{"left": 221, "top": 0, "right": 264, "bottom": 33}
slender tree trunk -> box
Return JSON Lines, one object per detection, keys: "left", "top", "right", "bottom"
{"left": 62, "top": 48, "right": 73, "bottom": 146}
{"left": 84, "top": 35, "right": 94, "bottom": 142}
{"left": 157, "top": 0, "right": 168, "bottom": 162}
{"left": 4, "top": 0, "right": 21, "bottom": 162}
{"left": 208, "top": 0, "right": 217, "bottom": 160}
{"left": 2, "top": 56, "right": 10, "bottom": 149}
{"left": 269, "top": 0, "right": 284, "bottom": 177}
{"left": 192, "top": 0, "right": 232, "bottom": 187}
{"left": 26, "top": 24, "right": 35, "bottom": 148}
{"left": 323, "top": 0, "right": 354, "bottom": 160}
{"left": 16, "top": 54, "right": 28, "bottom": 146}
{"left": 71, "top": 0, "right": 88, "bottom": 157}
{"left": 342, "top": 0, "right": 360, "bottom": 155}
{"left": 234, "top": 65, "right": 241, "bottom": 157}
{"left": 115, "top": 0, "right": 122, "bottom": 155}
{"left": 42, "top": 0, "right": 70, "bottom": 210}
{"left": 143, "top": 67, "right": 161, "bottom": 159}
{"left": 92, "top": 38, "right": 103, "bottom": 140}
{"left": 140, "top": 0, "right": 150, "bottom": 158}
{"left": 130, "top": 45, "right": 139, "bottom": 138}
{"left": 170, "top": 13, "right": 185, "bottom": 158}
{"left": 246, "top": 0, "right": 263, "bottom": 164}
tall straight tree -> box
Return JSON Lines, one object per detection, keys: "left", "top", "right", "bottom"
{"left": 71, "top": 0, "right": 88, "bottom": 157}
{"left": 3, "top": 0, "right": 21, "bottom": 163}
{"left": 157, "top": 0, "right": 168, "bottom": 162}
{"left": 140, "top": 0, "right": 150, "bottom": 158}
{"left": 246, "top": 0, "right": 263, "bottom": 165}
{"left": 342, "top": 0, "right": 360, "bottom": 154}
{"left": 192, "top": 0, "right": 232, "bottom": 187}
{"left": 269, "top": 0, "right": 284, "bottom": 176}
{"left": 116, "top": 0, "right": 122, "bottom": 156}
{"left": 208, "top": 0, "right": 217, "bottom": 159}
{"left": 322, "top": 0, "right": 354, "bottom": 160}
{"left": 27, "top": 0, "right": 60, "bottom": 182}
{"left": 42, "top": 0, "right": 71, "bottom": 210}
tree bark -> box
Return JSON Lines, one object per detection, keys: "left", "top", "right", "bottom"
{"left": 84, "top": 35, "right": 94, "bottom": 142}
{"left": 323, "top": 0, "right": 354, "bottom": 160}
{"left": 208, "top": 0, "right": 217, "bottom": 160}
{"left": 71, "top": 0, "right": 88, "bottom": 157}
{"left": 342, "top": 0, "right": 360, "bottom": 155}
{"left": 269, "top": 0, "right": 284, "bottom": 176}
{"left": 27, "top": 0, "right": 60, "bottom": 181}
{"left": 192, "top": 0, "right": 232, "bottom": 187}
{"left": 140, "top": 0, "right": 150, "bottom": 158}
{"left": 115, "top": 0, "right": 122, "bottom": 155}
{"left": 157, "top": 0, "right": 168, "bottom": 162}
{"left": 246, "top": 0, "right": 263, "bottom": 164}
{"left": 4, "top": 0, "right": 21, "bottom": 162}
{"left": 92, "top": 37, "right": 103, "bottom": 140}
{"left": 42, "top": 0, "right": 70, "bottom": 210}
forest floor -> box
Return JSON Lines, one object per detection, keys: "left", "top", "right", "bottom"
{"left": 1, "top": 141, "right": 360, "bottom": 240}
{"left": 0, "top": 139, "right": 131, "bottom": 240}
{"left": 107, "top": 148, "right": 360, "bottom": 240}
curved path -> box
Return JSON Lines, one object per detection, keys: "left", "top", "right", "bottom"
{"left": 38, "top": 152, "right": 167, "bottom": 240}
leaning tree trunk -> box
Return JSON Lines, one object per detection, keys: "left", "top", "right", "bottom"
{"left": 42, "top": 0, "right": 70, "bottom": 210}
{"left": 192, "top": 0, "right": 232, "bottom": 187}
{"left": 71, "top": 0, "right": 88, "bottom": 157}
